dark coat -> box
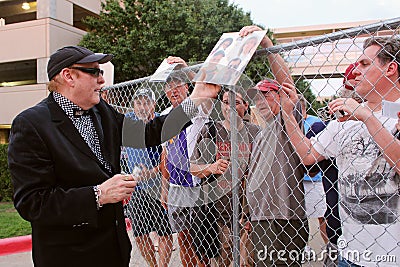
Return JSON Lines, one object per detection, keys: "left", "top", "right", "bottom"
{"left": 7, "top": 93, "right": 189, "bottom": 267}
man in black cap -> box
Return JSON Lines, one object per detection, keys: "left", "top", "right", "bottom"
{"left": 7, "top": 45, "right": 220, "bottom": 267}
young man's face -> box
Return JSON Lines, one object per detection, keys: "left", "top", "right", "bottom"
{"left": 221, "top": 91, "right": 248, "bottom": 122}
{"left": 354, "top": 45, "right": 390, "bottom": 100}
{"left": 164, "top": 80, "right": 189, "bottom": 107}
{"left": 133, "top": 95, "right": 155, "bottom": 122}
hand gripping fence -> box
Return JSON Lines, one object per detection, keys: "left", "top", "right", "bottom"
{"left": 104, "top": 17, "right": 400, "bottom": 267}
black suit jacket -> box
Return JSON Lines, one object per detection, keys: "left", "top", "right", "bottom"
{"left": 8, "top": 93, "right": 190, "bottom": 267}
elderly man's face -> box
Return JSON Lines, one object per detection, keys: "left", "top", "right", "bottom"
{"left": 133, "top": 95, "right": 155, "bottom": 122}
{"left": 164, "top": 81, "right": 188, "bottom": 107}
{"left": 254, "top": 90, "right": 280, "bottom": 121}
{"left": 67, "top": 62, "right": 105, "bottom": 110}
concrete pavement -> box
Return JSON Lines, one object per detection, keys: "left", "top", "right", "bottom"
{"left": 0, "top": 232, "right": 183, "bottom": 267}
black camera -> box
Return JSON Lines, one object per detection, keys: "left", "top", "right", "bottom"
{"left": 317, "top": 106, "right": 335, "bottom": 121}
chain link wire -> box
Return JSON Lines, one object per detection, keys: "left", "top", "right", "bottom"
{"left": 103, "top": 18, "right": 400, "bottom": 267}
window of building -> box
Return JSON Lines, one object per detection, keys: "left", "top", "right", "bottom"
{"left": 73, "top": 4, "right": 99, "bottom": 31}
{"left": 0, "top": 60, "right": 37, "bottom": 87}
{"left": 0, "top": 126, "right": 10, "bottom": 144}
{"left": 0, "top": 1, "right": 37, "bottom": 25}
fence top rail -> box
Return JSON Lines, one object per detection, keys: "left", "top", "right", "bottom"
{"left": 255, "top": 16, "right": 400, "bottom": 55}
{"left": 103, "top": 17, "right": 400, "bottom": 91}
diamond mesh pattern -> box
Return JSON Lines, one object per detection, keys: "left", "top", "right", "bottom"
{"left": 104, "top": 18, "right": 400, "bottom": 266}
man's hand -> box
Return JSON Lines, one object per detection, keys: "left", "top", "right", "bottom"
{"left": 189, "top": 81, "right": 221, "bottom": 106}
{"left": 166, "top": 55, "right": 198, "bottom": 81}
{"left": 280, "top": 82, "right": 299, "bottom": 117}
{"left": 208, "top": 159, "right": 230, "bottom": 175}
{"left": 190, "top": 159, "right": 230, "bottom": 179}
{"left": 98, "top": 174, "right": 137, "bottom": 205}
{"left": 241, "top": 220, "right": 252, "bottom": 231}
{"left": 166, "top": 56, "right": 188, "bottom": 67}
{"left": 239, "top": 25, "right": 272, "bottom": 49}
{"left": 328, "top": 98, "right": 371, "bottom": 122}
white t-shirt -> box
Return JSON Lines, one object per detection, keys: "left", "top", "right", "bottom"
{"left": 312, "top": 110, "right": 400, "bottom": 266}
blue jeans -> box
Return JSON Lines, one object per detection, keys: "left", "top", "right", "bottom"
{"left": 338, "top": 256, "right": 363, "bottom": 267}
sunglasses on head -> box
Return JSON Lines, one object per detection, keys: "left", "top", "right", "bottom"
{"left": 70, "top": 67, "right": 104, "bottom": 77}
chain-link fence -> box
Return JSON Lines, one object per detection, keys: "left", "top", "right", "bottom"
{"left": 103, "top": 17, "right": 400, "bottom": 267}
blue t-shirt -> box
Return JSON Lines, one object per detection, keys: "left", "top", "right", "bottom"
{"left": 122, "top": 112, "right": 162, "bottom": 190}
{"left": 303, "top": 115, "right": 323, "bottom": 182}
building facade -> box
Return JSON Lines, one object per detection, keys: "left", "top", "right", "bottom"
{"left": 0, "top": 0, "right": 104, "bottom": 143}
{"left": 272, "top": 20, "right": 399, "bottom": 99}
{"left": 273, "top": 20, "right": 397, "bottom": 78}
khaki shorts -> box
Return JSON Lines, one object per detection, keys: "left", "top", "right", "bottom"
{"left": 167, "top": 204, "right": 192, "bottom": 233}
{"left": 167, "top": 185, "right": 197, "bottom": 233}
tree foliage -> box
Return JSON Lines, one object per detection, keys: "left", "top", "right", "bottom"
{"left": 0, "top": 144, "right": 12, "bottom": 201}
{"left": 295, "top": 79, "right": 324, "bottom": 116}
{"left": 79, "top": 0, "right": 319, "bottom": 108}
{"left": 80, "top": 0, "right": 253, "bottom": 83}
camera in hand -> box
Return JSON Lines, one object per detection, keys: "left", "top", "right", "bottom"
{"left": 317, "top": 106, "right": 335, "bottom": 121}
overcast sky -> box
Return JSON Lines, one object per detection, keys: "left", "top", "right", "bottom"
{"left": 230, "top": 0, "right": 400, "bottom": 29}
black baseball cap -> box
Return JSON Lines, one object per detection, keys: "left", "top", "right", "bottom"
{"left": 47, "top": 45, "right": 114, "bottom": 80}
{"left": 133, "top": 87, "right": 156, "bottom": 101}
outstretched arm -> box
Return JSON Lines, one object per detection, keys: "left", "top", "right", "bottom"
{"left": 239, "top": 25, "right": 294, "bottom": 85}
{"left": 160, "top": 147, "right": 169, "bottom": 209}
{"left": 280, "top": 82, "right": 325, "bottom": 165}
{"left": 166, "top": 55, "right": 221, "bottom": 107}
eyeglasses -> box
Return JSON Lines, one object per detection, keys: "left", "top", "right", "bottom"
{"left": 260, "top": 90, "right": 279, "bottom": 96}
{"left": 165, "top": 84, "right": 186, "bottom": 92}
{"left": 222, "top": 100, "right": 244, "bottom": 106}
{"left": 70, "top": 67, "right": 104, "bottom": 77}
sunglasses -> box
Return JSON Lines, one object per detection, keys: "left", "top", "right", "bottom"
{"left": 70, "top": 67, "right": 104, "bottom": 77}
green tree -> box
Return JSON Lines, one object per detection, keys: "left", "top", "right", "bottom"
{"left": 295, "top": 79, "right": 324, "bottom": 116}
{"left": 80, "top": 0, "right": 253, "bottom": 83}
{"left": 0, "top": 144, "right": 12, "bottom": 201}
{"left": 79, "top": 0, "right": 320, "bottom": 110}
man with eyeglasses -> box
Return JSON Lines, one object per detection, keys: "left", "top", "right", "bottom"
{"left": 159, "top": 56, "right": 212, "bottom": 267}
{"left": 241, "top": 25, "right": 308, "bottom": 267}
{"left": 7, "top": 46, "right": 220, "bottom": 267}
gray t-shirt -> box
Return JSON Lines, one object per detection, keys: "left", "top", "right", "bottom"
{"left": 247, "top": 107, "right": 306, "bottom": 221}
{"left": 191, "top": 121, "right": 260, "bottom": 224}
